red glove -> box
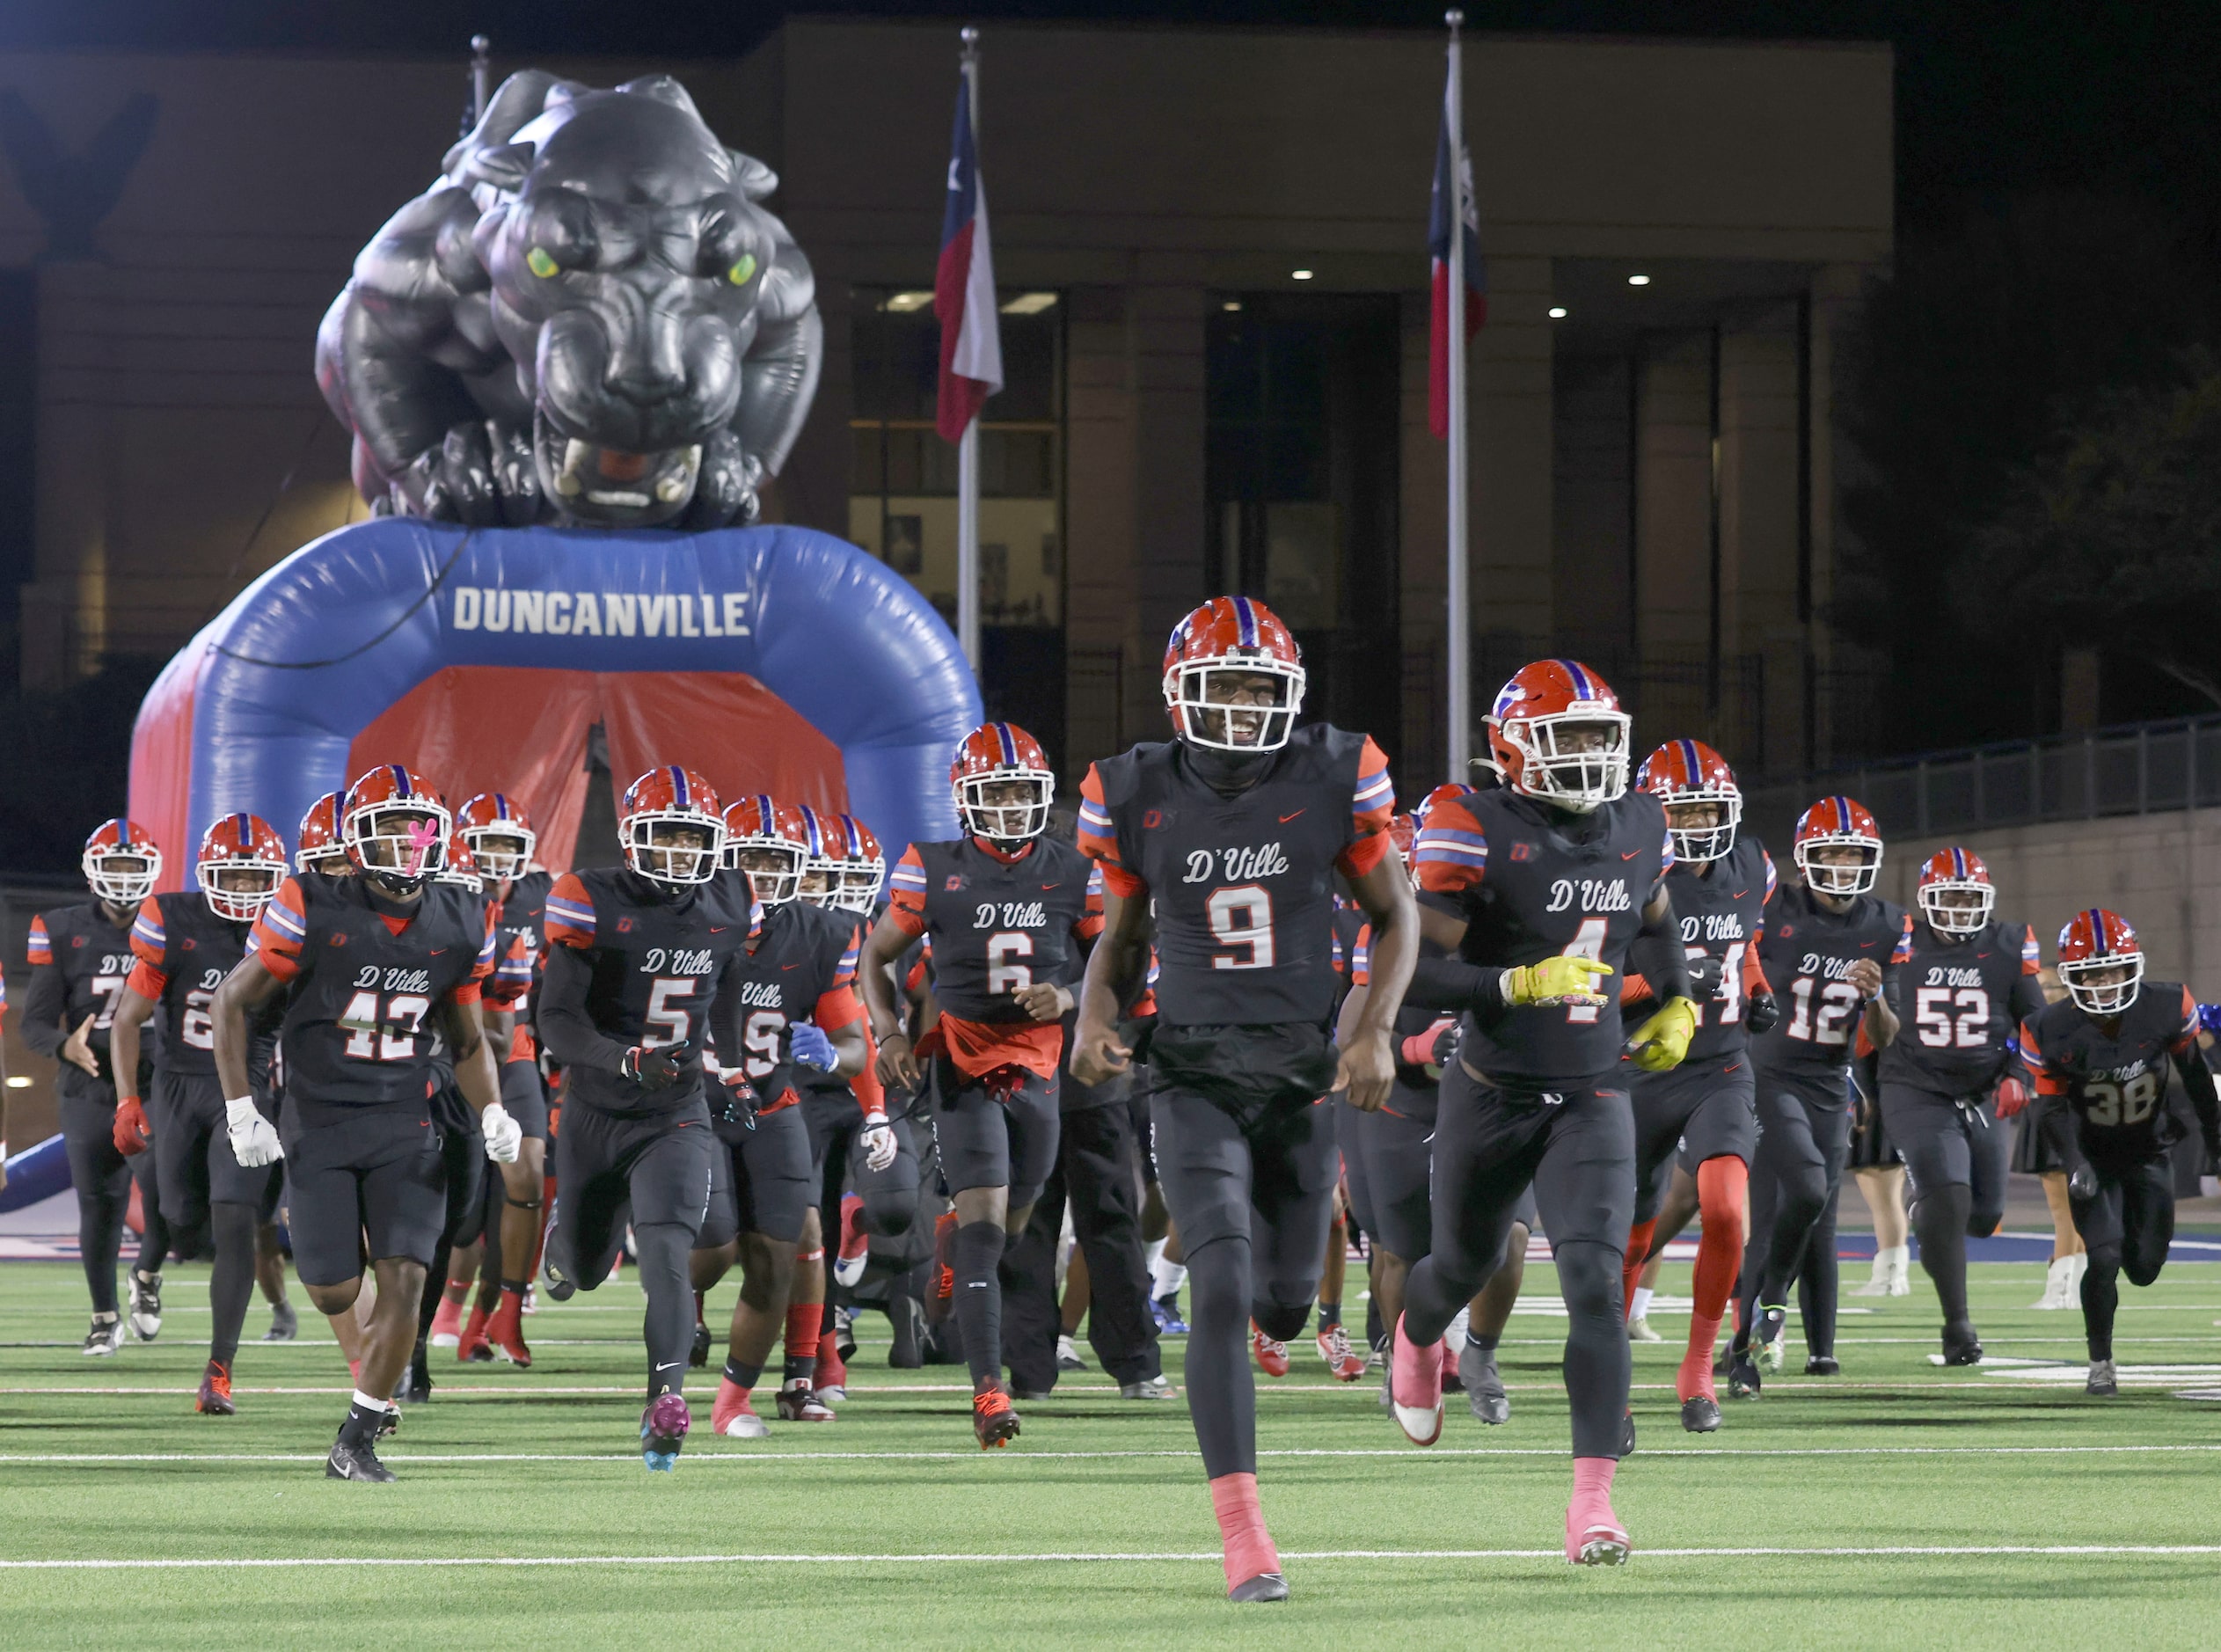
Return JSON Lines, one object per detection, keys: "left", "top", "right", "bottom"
{"left": 1399, "top": 1019, "right": 1456, "bottom": 1069}
{"left": 1994, "top": 1075, "right": 2030, "bottom": 1120}
{"left": 113, "top": 1096, "right": 150, "bottom": 1157}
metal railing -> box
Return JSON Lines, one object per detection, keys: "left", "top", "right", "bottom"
{"left": 1744, "top": 713, "right": 2221, "bottom": 850}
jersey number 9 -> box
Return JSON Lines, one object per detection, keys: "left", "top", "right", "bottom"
{"left": 1207, "top": 885, "right": 1275, "bottom": 971}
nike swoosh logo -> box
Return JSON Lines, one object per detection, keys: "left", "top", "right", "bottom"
{"left": 430, "top": 947, "right": 449, "bottom": 954}
{"left": 1041, "top": 883, "right": 1058, "bottom": 890}
{"left": 1733, "top": 890, "right": 1749, "bottom": 899}
{"left": 654, "top": 1362, "right": 683, "bottom": 1372}
{"left": 1622, "top": 851, "right": 1640, "bottom": 860}
{"left": 1279, "top": 810, "right": 1304, "bottom": 823}
{"left": 782, "top": 963, "right": 800, "bottom": 970}
{"left": 711, "top": 926, "right": 731, "bottom": 933}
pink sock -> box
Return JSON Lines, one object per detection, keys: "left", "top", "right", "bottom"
{"left": 1573, "top": 1456, "right": 1618, "bottom": 1502}
{"left": 1209, "top": 1472, "right": 1280, "bottom": 1590}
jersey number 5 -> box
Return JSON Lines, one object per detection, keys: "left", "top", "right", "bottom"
{"left": 1207, "top": 885, "right": 1275, "bottom": 971}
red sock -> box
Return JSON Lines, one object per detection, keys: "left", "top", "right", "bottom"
{"left": 1684, "top": 1157, "right": 1749, "bottom": 1400}
{"left": 1209, "top": 1472, "right": 1280, "bottom": 1590}
{"left": 1573, "top": 1455, "right": 1617, "bottom": 1502}
{"left": 784, "top": 1303, "right": 821, "bottom": 1362}
{"left": 1621, "top": 1219, "right": 1657, "bottom": 1319}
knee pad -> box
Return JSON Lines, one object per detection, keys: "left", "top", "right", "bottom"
{"left": 867, "top": 1193, "right": 917, "bottom": 1239}
{"left": 1550, "top": 1239, "right": 1623, "bottom": 1314}
{"left": 1252, "top": 1299, "right": 1311, "bottom": 1342}
{"left": 2082, "top": 1243, "right": 2123, "bottom": 1280}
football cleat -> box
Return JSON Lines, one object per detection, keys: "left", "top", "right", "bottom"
{"left": 777, "top": 1379, "right": 834, "bottom": 1422}
{"left": 1056, "top": 1334, "right": 1088, "bottom": 1372}
{"left": 1619, "top": 1410, "right": 1637, "bottom": 1458}
{"left": 456, "top": 1302, "right": 490, "bottom": 1363}
{"left": 712, "top": 1379, "right": 768, "bottom": 1439}
{"left": 832, "top": 1306, "right": 858, "bottom": 1362}
{"left": 2031, "top": 1255, "right": 2077, "bottom": 1310}
{"left": 641, "top": 1393, "right": 691, "bottom": 1470}
{"left": 1317, "top": 1323, "right": 1365, "bottom": 1381}
{"left": 1941, "top": 1324, "right": 1984, "bottom": 1367}
{"left": 128, "top": 1274, "right": 164, "bottom": 1341}
{"left": 1728, "top": 1350, "right": 1762, "bottom": 1400}
{"left": 1681, "top": 1395, "right": 1721, "bottom": 1434}
{"left": 400, "top": 1349, "right": 432, "bottom": 1406}
{"left": 1251, "top": 1323, "right": 1290, "bottom": 1378}
{"left": 428, "top": 1296, "right": 464, "bottom": 1349}
{"left": 1389, "top": 1315, "right": 1443, "bottom": 1446}
{"left": 1567, "top": 1502, "right": 1632, "bottom": 1567}
{"left": 1151, "top": 1293, "right": 1188, "bottom": 1335}
{"left": 973, "top": 1386, "right": 1021, "bottom": 1449}
{"left": 195, "top": 1360, "right": 236, "bottom": 1416}
{"left": 1806, "top": 1355, "right": 1841, "bottom": 1377}
{"left": 1439, "top": 1337, "right": 1464, "bottom": 1394}
{"left": 1121, "top": 1375, "right": 1176, "bottom": 1400}
{"left": 1627, "top": 1316, "right": 1662, "bottom": 1344}
{"left": 1459, "top": 1338, "right": 1510, "bottom": 1426}
{"left": 540, "top": 1246, "right": 577, "bottom": 1304}
{"left": 325, "top": 1436, "right": 396, "bottom": 1482}
{"left": 261, "top": 1300, "right": 298, "bottom": 1342}
{"left": 521, "top": 1283, "right": 538, "bottom": 1316}
{"left": 82, "top": 1317, "right": 125, "bottom": 1357}
{"left": 1752, "top": 1305, "right": 1786, "bottom": 1372}
{"left": 834, "top": 1192, "right": 871, "bottom": 1288}
{"left": 486, "top": 1297, "right": 531, "bottom": 1367}
{"left": 689, "top": 1318, "right": 712, "bottom": 1369}
{"left": 816, "top": 1338, "right": 848, "bottom": 1403}
{"left": 1229, "top": 1572, "right": 1289, "bottom": 1604}
{"left": 376, "top": 1405, "right": 398, "bottom": 1441}
{"left": 2085, "top": 1358, "right": 2118, "bottom": 1398}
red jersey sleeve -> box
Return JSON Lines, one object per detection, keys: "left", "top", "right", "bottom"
{"left": 484, "top": 933, "right": 533, "bottom": 1009}
{"left": 1351, "top": 923, "right": 1373, "bottom": 988}
{"left": 1072, "top": 862, "right": 1107, "bottom": 941}
{"left": 1414, "top": 795, "right": 1487, "bottom": 895}
{"left": 2020, "top": 925, "right": 2042, "bottom": 976}
{"left": 885, "top": 846, "right": 929, "bottom": 938}
{"left": 1078, "top": 764, "right": 1145, "bottom": 897}
{"left": 2019, "top": 1017, "right": 2065, "bottom": 1094}
{"left": 544, "top": 874, "right": 596, "bottom": 949}
{"left": 2171, "top": 984, "right": 2199, "bottom": 1055}
{"left": 1334, "top": 736, "right": 1396, "bottom": 880}
{"left": 1890, "top": 913, "right": 1914, "bottom": 965}
{"left": 1742, "top": 940, "right": 1772, "bottom": 996}
{"left": 833, "top": 923, "right": 860, "bottom": 990}
{"left": 250, "top": 878, "right": 311, "bottom": 982}
{"left": 814, "top": 983, "right": 864, "bottom": 1032}
{"left": 128, "top": 896, "right": 172, "bottom": 996}
{"left": 26, "top": 915, "right": 50, "bottom": 967}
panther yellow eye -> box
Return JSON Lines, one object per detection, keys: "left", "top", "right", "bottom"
{"left": 526, "top": 246, "right": 559, "bottom": 279}
{"left": 727, "top": 253, "right": 756, "bottom": 286}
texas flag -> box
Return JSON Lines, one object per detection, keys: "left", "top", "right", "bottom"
{"left": 1427, "top": 58, "right": 1487, "bottom": 440}
{"left": 934, "top": 71, "right": 1003, "bottom": 443}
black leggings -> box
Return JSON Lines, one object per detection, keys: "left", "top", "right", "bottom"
{"left": 61, "top": 1089, "right": 169, "bottom": 1312}
{"left": 2071, "top": 1156, "right": 2174, "bottom": 1362}
{"left": 1402, "top": 1066, "right": 1633, "bottom": 1460}
{"left": 1886, "top": 1087, "right": 2012, "bottom": 1329}
{"left": 1738, "top": 1073, "right": 1851, "bottom": 1349}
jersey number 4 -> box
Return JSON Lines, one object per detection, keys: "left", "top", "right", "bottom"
{"left": 339, "top": 990, "right": 433, "bottom": 1062}
{"left": 1208, "top": 886, "right": 1275, "bottom": 971}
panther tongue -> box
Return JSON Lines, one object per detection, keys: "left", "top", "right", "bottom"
{"left": 595, "top": 448, "right": 651, "bottom": 481}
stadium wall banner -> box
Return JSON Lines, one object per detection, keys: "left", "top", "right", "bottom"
{"left": 128, "top": 519, "right": 979, "bottom": 885}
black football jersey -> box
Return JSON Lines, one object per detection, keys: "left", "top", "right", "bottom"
{"left": 493, "top": 869, "right": 552, "bottom": 1020}
{"left": 1750, "top": 884, "right": 1912, "bottom": 1076}
{"left": 1414, "top": 785, "right": 1674, "bottom": 1084}
{"left": 250, "top": 874, "right": 496, "bottom": 1110}
{"left": 1079, "top": 725, "right": 1395, "bottom": 1028}
{"left": 128, "top": 892, "right": 255, "bottom": 1080}
{"left": 1879, "top": 917, "right": 2048, "bottom": 1098}
{"left": 540, "top": 866, "right": 761, "bottom": 1115}
{"left": 1659, "top": 837, "right": 1776, "bottom": 1064}
{"left": 705, "top": 898, "right": 859, "bottom": 1110}
{"left": 2021, "top": 983, "right": 2202, "bottom": 1164}
{"left": 886, "top": 835, "right": 1099, "bottom": 1023}
{"left": 23, "top": 901, "right": 142, "bottom": 1086}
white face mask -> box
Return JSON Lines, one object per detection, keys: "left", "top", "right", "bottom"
{"left": 2061, "top": 954, "right": 2143, "bottom": 1016}
{"left": 345, "top": 804, "right": 450, "bottom": 891}
{"left": 1500, "top": 709, "right": 1632, "bottom": 808}
{"left": 1165, "top": 661, "right": 1306, "bottom": 754}
{"left": 623, "top": 813, "right": 725, "bottom": 888}
{"left": 1796, "top": 837, "right": 1882, "bottom": 896}
{"left": 1918, "top": 881, "right": 1994, "bottom": 936}
{"left": 954, "top": 771, "right": 1055, "bottom": 843}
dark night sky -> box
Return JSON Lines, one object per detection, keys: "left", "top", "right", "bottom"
{"left": 5, "top": 2, "right": 2219, "bottom": 229}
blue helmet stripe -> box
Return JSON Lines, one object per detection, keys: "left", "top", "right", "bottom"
{"left": 1232, "top": 596, "right": 1257, "bottom": 648}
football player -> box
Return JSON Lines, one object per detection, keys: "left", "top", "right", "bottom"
{"left": 1879, "top": 849, "right": 2048, "bottom": 1363}
{"left": 1729, "top": 797, "right": 1909, "bottom": 1393}
{"left": 698, "top": 795, "right": 869, "bottom": 1436}
{"left": 22, "top": 819, "right": 174, "bottom": 1354}
{"left": 860, "top": 722, "right": 1103, "bottom": 1446}
{"left": 295, "top": 793, "right": 352, "bottom": 877}
{"left": 2020, "top": 910, "right": 2219, "bottom": 1397}
{"left": 108, "top": 814, "right": 289, "bottom": 1414}
{"left": 1618, "top": 741, "right": 1777, "bottom": 1433}
{"left": 211, "top": 767, "right": 522, "bottom": 1480}
{"left": 1384, "top": 661, "right": 1697, "bottom": 1567}
{"left": 537, "top": 767, "right": 781, "bottom": 1468}
{"left": 1071, "top": 597, "right": 1418, "bottom": 1601}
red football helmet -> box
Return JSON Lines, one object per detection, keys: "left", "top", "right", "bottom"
{"left": 2057, "top": 908, "right": 2143, "bottom": 1015}
{"left": 794, "top": 803, "right": 844, "bottom": 908}
{"left": 1793, "top": 795, "right": 1883, "bottom": 897}
{"left": 1917, "top": 846, "right": 1994, "bottom": 937}
{"left": 195, "top": 813, "right": 288, "bottom": 923}
{"left": 951, "top": 721, "right": 1056, "bottom": 843}
{"left": 1414, "top": 781, "right": 1476, "bottom": 823}
{"left": 834, "top": 814, "right": 885, "bottom": 913}
{"left": 342, "top": 765, "right": 450, "bottom": 892}
{"left": 296, "top": 792, "right": 347, "bottom": 874}
{"left": 1487, "top": 660, "right": 1631, "bottom": 809}
{"left": 436, "top": 830, "right": 484, "bottom": 894}
{"left": 1636, "top": 739, "right": 1742, "bottom": 864}
{"left": 620, "top": 765, "right": 726, "bottom": 888}
{"left": 1161, "top": 596, "right": 1306, "bottom": 753}
{"left": 82, "top": 818, "right": 162, "bottom": 906}
{"left": 457, "top": 793, "right": 537, "bottom": 883}
{"left": 721, "top": 793, "right": 807, "bottom": 903}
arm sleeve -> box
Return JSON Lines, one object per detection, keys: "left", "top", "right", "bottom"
{"left": 1078, "top": 764, "right": 1146, "bottom": 898}
{"left": 1742, "top": 937, "right": 1772, "bottom": 996}
{"left": 885, "top": 847, "right": 929, "bottom": 938}
{"left": 543, "top": 874, "right": 597, "bottom": 949}
{"left": 248, "top": 879, "right": 311, "bottom": 982}
{"left": 1072, "top": 863, "right": 1107, "bottom": 942}
{"left": 813, "top": 983, "right": 864, "bottom": 1031}
{"left": 1334, "top": 736, "right": 1396, "bottom": 879}
{"left": 1414, "top": 798, "right": 1487, "bottom": 896}
{"left": 128, "top": 897, "right": 172, "bottom": 990}
{"left": 534, "top": 941, "right": 627, "bottom": 1076}
{"left": 2019, "top": 1017, "right": 2066, "bottom": 1096}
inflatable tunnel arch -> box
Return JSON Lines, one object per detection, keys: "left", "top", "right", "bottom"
{"left": 129, "top": 522, "right": 979, "bottom": 882}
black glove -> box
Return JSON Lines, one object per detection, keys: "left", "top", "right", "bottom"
{"left": 1431, "top": 1019, "right": 1459, "bottom": 1068}
{"left": 620, "top": 1038, "right": 693, "bottom": 1091}
{"left": 1686, "top": 954, "right": 1726, "bottom": 1002}
{"left": 714, "top": 1072, "right": 759, "bottom": 1132}
{"left": 1744, "top": 990, "right": 1779, "bottom": 1035}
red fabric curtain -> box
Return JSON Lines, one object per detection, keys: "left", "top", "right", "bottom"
{"left": 599, "top": 672, "right": 847, "bottom": 821}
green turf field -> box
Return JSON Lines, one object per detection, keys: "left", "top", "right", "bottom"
{"left": 4, "top": 1254, "right": 2221, "bottom": 1650}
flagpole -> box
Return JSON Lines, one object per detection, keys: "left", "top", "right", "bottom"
{"left": 957, "top": 26, "right": 983, "bottom": 672}
{"left": 1443, "top": 11, "right": 1470, "bottom": 784}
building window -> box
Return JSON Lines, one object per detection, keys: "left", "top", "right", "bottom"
{"left": 848, "top": 289, "right": 1063, "bottom": 632}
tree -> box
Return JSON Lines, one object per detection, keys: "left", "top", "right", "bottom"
{"left": 1976, "top": 350, "right": 2221, "bottom": 711}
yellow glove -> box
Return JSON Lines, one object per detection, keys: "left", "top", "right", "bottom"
{"left": 1502, "top": 955, "right": 1614, "bottom": 1007}
{"left": 1629, "top": 997, "right": 1699, "bottom": 1072}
